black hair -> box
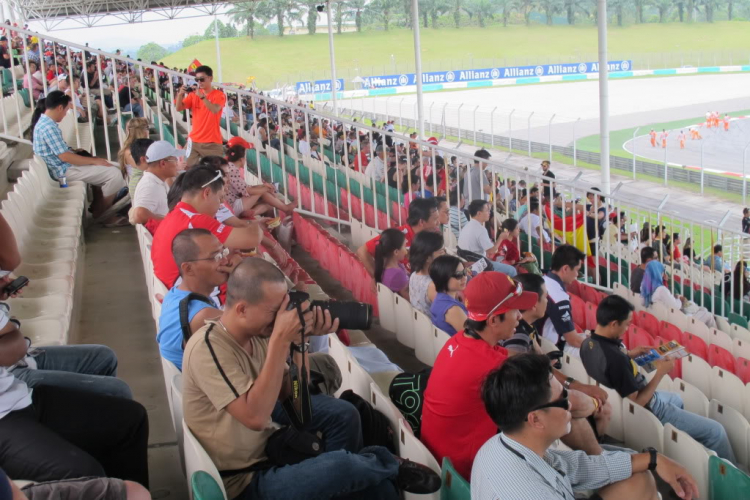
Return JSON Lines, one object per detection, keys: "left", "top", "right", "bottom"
{"left": 407, "top": 197, "right": 437, "bottom": 227}
{"left": 44, "top": 90, "right": 71, "bottom": 112}
{"left": 180, "top": 164, "right": 225, "bottom": 196}
{"left": 198, "top": 155, "right": 229, "bottom": 171}
{"left": 434, "top": 196, "right": 447, "bottom": 209}
{"left": 131, "top": 138, "right": 155, "bottom": 166}
{"left": 374, "top": 228, "right": 407, "bottom": 284}
{"left": 596, "top": 295, "right": 634, "bottom": 326}
{"left": 515, "top": 274, "right": 545, "bottom": 307}
{"left": 29, "top": 98, "right": 46, "bottom": 138}
{"left": 468, "top": 199, "right": 489, "bottom": 217}
{"left": 501, "top": 218, "right": 518, "bottom": 233}
{"left": 640, "top": 246, "right": 656, "bottom": 264}
{"left": 474, "top": 149, "right": 491, "bottom": 161}
{"left": 714, "top": 244, "right": 722, "bottom": 254}
{"left": 528, "top": 200, "right": 540, "bottom": 213}
{"left": 517, "top": 188, "right": 527, "bottom": 199}
{"left": 226, "top": 144, "right": 246, "bottom": 163}
{"left": 409, "top": 231, "right": 444, "bottom": 273}
{"left": 529, "top": 186, "right": 539, "bottom": 195}
{"left": 172, "top": 228, "right": 213, "bottom": 271}
{"left": 195, "top": 65, "right": 213, "bottom": 77}
{"left": 550, "top": 244, "right": 585, "bottom": 272}
{"left": 167, "top": 172, "right": 186, "bottom": 211}
{"left": 429, "top": 255, "right": 463, "bottom": 293}
{"left": 481, "top": 353, "right": 553, "bottom": 433}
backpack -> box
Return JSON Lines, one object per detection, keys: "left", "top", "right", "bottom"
{"left": 388, "top": 369, "right": 431, "bottom": 439}
{"left": 338, "top": 389, "right": 395, "bottom": 454}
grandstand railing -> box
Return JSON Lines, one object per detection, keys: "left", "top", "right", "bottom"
{"left": 3, "top": 25, "right": 750, "bottom": 324}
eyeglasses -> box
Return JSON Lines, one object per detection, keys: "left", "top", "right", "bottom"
{"left": 195, "top": 77, "right": 206, "bottom": 82}
{"left": 186, "top": 247, "right": 229, "bottom": 263}
{"left": 529, "top": 388, "right": 569, "bottom": 413}
{"left": 201, "top": 170, "right": 223, "bottom": 188}
{"left": 484, "top": 279, "right": 523, "bottom": 318}
{"left": 452, "top": 269, "right": 467, "bottom": 279}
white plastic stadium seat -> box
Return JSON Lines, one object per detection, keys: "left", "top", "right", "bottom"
{"left": 413, "top": 310, "right": 435, "bottom": 366}
{"left": 710, "top": 366, "right": 746, "bottom": 415}
{"left": 716, "top": 315, "right": 733, "bottom": 335}
{"left": 345, "top": 350, "right": 374, "bottom": 400}
{"left": 709, "top": 328, "right": 734, "bottom": 351}
{"left": 560, "top": 353, "right": 590, "bottom": 385}
{"left": 398, "top": 419, "right": 441, "bottom": 500}
{"left": 685, "top": 318, "right": 710, "bottom": 345}
{"left": 183, "top": 421, "right": 228, "bottom": 500}
{"left": 171, "top": 374, "right": 186, "bottom": 474}
{"left": 432, "top": 327, "right": 450, "bottom": 359}
{"left": 709, "top": 399, "right": 749, "bottom": 468}
{"left": 682, "top": 354, "right": 712, "bottom": 399}
{"left": 161, "top": 357, "right": 180, "bottom": 430}
{"left": 667, "top": 307, "right": 689, "bottom": 333}
{"left": 622, "top": 399, "right": 664, "bottom": 453}
{"left": 394, "top": 295, "right": 415, "bottom": 349}
{"left": 731, "top": 324, "right": 750, "bottom": 344}
{"left": 663, "top": 424, "right": 715, "bottom": 500}
{"left": 672, "top": 378, "right": 709, "bottom": 417}
{"left": 733, "top": 338, "right": 750, "bottom": 361}
{"left": 327, "top": 334, "right": 351, "bottom": 396}
{"left": 648, "top": 302, "right": 669, "bottom": 323}
{"left": 370, "top": 382, "right": 401, "bottom": 453}
{"left": 376, "top": 283, "right": 396, "bottom": 333}
{"left": 596, "top": 383, "right": 624, "bottom": 442}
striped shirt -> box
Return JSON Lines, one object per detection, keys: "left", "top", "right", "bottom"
{"left": 449, "top": 206, "right": 468, "bottom": 239}
{"left": 471, "top": 434, "right": 632, "bottom": 500}
{"left": 32, "top": 113, "right": 72, "bottom": 180}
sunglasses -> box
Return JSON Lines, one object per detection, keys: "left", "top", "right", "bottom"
{"left": 186, "top": 247, "right": 230, "bottom": 264}
{"left": 201, "top": 170, "right": 223, "bottom": 188}
{"left": 484, "top": 279, "right": 523, "bottom": 318}
{"left": 452, "top": 269, "right": 467, "bottom": 279}
{"left": 530, "top": 388, "right": 569, "bottom": 413}
{"left": 195, "top": 77, "right": 207, "bottom": 82}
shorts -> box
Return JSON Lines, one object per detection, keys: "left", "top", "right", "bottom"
{"left": 22, "top": 476, "right": 127, "bottom": 500}
{"left": 232, "top": 198, "right": 246, "bottom": 217}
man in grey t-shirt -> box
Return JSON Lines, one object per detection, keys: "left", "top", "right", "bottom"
{"left": 463, "top": 149, "right": 492, "bottom": 202}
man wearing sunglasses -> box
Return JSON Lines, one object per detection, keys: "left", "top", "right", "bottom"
{"left": 472, "top": 354, "right": 698, "bottom": 500}
{"left": 420, "top": 271, "right": 537, "bottom": 480}
{"left": 176, "top": 65, "right": 226, "bottom": 167}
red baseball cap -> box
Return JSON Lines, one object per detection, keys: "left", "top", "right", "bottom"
{"left": 427, "top": 137, "right": 439, "bottom": 146}
{"left": 464, "top": 272, "right": 538, "bottom": 321}
{"left": 227, "top": 136, "right": 252, "bottom": 149}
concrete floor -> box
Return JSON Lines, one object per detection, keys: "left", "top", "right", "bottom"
{"left": 71, "top": 224, "right": 187, "bottom": 500}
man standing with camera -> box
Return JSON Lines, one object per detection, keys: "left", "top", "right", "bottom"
{"left": 182, "top": 258, "right": 440, "bottom": 499}
{"left": 176, "top": 65, "right": 225, "bottom": 167}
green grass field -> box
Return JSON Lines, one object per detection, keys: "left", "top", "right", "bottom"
{"left": 162, "top": 22, "right": 750, "bottom": 89}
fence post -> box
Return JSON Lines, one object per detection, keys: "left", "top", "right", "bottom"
{"left": 548, "top": 114, "right": 555, "bottom": 163}
{"left": 385, "top": 96, "right": 391, "bottom": 124}
{"left": 700, "top": 140, "right": 705, "bottom": 195}
{"left": 573, "top": 117, "right": 580, "bottom": 167}
{"left": 490, "top": 106, "right": 497, "bottom": 148}
{"left": 429, "top": 102, "right": 435, "bottom": 135}
{"left": 473, "top": 105, "right": 478, "bottom": 145}
{"left": 743, "top": 142, "right": 750, "bottom": 205}
{"left": 457, "top": 103, "right": 464, "bottom": 141}
{"left": 509, "top": 109, "right": 515, "bottom": 153}
{"left": 632, "top": 126, "right": 640, "bottom": 180}
{"left": 442, "top": 102, "right": 448, "bottom": 138}
{"left": 526, "top": 111, "right": 535, "bottom": 156}
{"left": 398, "top": 97, "right": 405, "bottom": 129}
{"left": 663, "top": 141, "right": 668, "bottom": 186}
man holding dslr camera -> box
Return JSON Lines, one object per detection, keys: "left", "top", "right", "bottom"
{"left": 183, "top": 258, "right": 440, "bottom": 499}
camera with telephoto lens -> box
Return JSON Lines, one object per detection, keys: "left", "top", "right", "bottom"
{"left": 287, "top": 291, "right": 373, "bottom": 330}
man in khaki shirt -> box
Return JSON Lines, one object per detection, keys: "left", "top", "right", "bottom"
{"left": 183, "top": 258, "right": 441, "bottom": 499}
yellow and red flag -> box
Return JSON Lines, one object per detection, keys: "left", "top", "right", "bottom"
{"left": 544, "top": 205, "right": 591, "bottom": 256}
{"left": 188, "top": 59, "right": 202, "bottom": 72}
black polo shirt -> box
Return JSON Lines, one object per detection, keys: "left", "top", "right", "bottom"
{"left": 580, "top": 332, "right": 647, "bottom": 399}
{"left": 501, "top": 318, "right": 541, "bottom": 353}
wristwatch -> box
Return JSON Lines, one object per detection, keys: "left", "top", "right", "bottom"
{"left": 643, "top": 447, "right": 658, "bottom": 471}
{"left": 291, "top": 342, "right": 309, "bottom": 353}
{"left": 563, "top": 377, "right": 575, "bottom": 390}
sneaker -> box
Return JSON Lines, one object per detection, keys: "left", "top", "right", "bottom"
{"left": 395, "top": 458, "right": 441, "bottom": 494}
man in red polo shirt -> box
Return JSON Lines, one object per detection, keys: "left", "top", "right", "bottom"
{"left": 151, "top": 165, "right": 263, "bottom": 288}
{"left": 420, "top": 271, "right": 537, "bottom": 480}
{"left": 356, "top": 198, "right": 440, "bottom": 276}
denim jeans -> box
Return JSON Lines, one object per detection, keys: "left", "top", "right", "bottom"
{"left": 124, "top": 102, "right": 143, "bottom": 118}
{"left": 650, "top": 391, "right": 736, "bottom": 462}
{"left": 239, "top": 394, "right": 399, "bottom": 500}
{"left": 490, "top": 260, "right": 517, "bottom": 277}
{"left": 11, "top": 345, "right": 132, "bottom": 399}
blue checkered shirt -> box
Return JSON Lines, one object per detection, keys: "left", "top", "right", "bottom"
{"left": 32, "top": 114, "right": 72, "bottom": 180}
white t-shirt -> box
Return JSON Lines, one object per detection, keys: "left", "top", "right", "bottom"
{"left": 364, "top": 156, "right": 385, "bottom": 182}
{"left": 0, "top": 305, "right": 32, "bottom": 420}
{"left": 519, "top": 213, "right": 551, "bottom": 243}
{"left": 133, "top": 171, "right": 169, "bottom": 218}
{"left": 222, "top": 105, "right": 235, "bottom": 121}
{"left": 298, "top": 139, "right": 311, "bottom": 157}
{"left": 458, "top": 218, "right": 493, "bottom": 256}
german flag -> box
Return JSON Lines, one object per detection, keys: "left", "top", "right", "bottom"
{"left": 544, "top": 205, "right": 591, "bottom": 256}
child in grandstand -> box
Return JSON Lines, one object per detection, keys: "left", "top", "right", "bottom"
{"left": 373, "top": 228, "right": 410, "bottom": 299}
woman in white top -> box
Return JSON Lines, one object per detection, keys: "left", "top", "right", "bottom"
{"left": 408, "top": 231, "right": 446, "bottom": 316}
{"left": 641, "top": 260, "right": 716, "bottom": 328}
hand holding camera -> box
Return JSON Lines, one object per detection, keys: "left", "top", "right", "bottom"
{"left": 272, "top": 294, "right": 308, "bottom": 345}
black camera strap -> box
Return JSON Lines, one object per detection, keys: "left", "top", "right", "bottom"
{"left": 282, "top": 300, "right": 312, "bottom": 429}
{"left": 178, "top": 292, "right": 215, "bottom": 346}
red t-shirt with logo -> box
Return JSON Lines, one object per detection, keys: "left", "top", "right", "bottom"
{"left": 420, "top": 332, "right": 508, "bottom": 480}
{"left": 151, "top": 201, "right": 233, "bottom": 287}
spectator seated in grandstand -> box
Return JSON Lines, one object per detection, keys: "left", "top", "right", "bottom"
{"left": 540, "top": 245, "right": 588, "bottom": 356}
{"left": 298, "top": 128, "right": 311, "bottom": 157}
{"left": 357, "top": 197, "right": 440, "bottom": 277}
{"left": 130, "top": 140, "right": 182, "bottom": 232}
{"left": 499, "top": 218, "right": 540, "bottom": 275}
{"left": 705, "top": 244, "right": 729, "bottom": 274}
{"left": 175, "top": 65, "right": 225, "bottom": 167}
{"left": 224, "top": 136, "right": 296, "bottom": 218}
{"left": 156, "top": 229, "right": 231, "bottom": 370}
{"left": 373, "top": 228, "right": 409, "bottom": 299}
{"left": 365, "top": 144, "right": 386, "bottom": 183}
{"left": 518, "top": 201, "right": 551, "bottom": 245}
{"left": 630, "top": 246, "right": 656, "bottom": 295}
{"left": 448, "top": 189, "right": 468, "bottom": 239}
{"left": 458, "top": 199, "right": 517, "bottom": 277}
{"left": 352, "top": 139, "right": 369, "bottom": 172}
{"left": 640, "top": 260, "right": 716, "bottom": 329}
{"left": 151, "top": 164, "right": 263, "bottom": 288}
{"left": 409, "top": 231, "right": 445, "bottom": 317}
{"left": 435, "top": 196, "right": 449, "bottom": 234}
{"left": 0, "top": 304, "right": 149, "bottom": 487}
{"left": 118, "top": 118, "right": 152, "bottom": 195}
{"left": 428, "top": 255, "right": 467, "bottom": 336}
{"left": 118, "top": 75, "right": 144, "bottom": 118}
{"left": 472, "top": 353, "right": 698, "bottom": 500}
{"left": 31, "top": 91, "right": 127, "bottom": 224}
{"left": 729, "top": 260, "right": 750, "bottom": 301}
{"left": 21, "top": 59, "right": 43, "bottom": 100}
{"left": 182, "top": 258, "right": 440, "bottom": 499}
{"left": 581, "top": 295, "right": 736, "bottom": 462}
{"left": 1, "top": 466, "right": 151, "bottom": 500}
{"left": 463, "top": 149, "right": 491, "bottom": 202}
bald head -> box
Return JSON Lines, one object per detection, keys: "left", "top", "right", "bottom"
{"left": 226, "top": 257, "right": 287, "bottom": 307}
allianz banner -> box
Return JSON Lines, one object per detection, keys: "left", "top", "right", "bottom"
{"left": 357, "top": 60, "right": 632, "bottom": 90}
{"left": 295, "top": 79, "right": 345, "bottom": 94}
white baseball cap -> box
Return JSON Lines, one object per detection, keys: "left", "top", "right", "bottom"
{"left": 145, "top": 140, "right": 186, "bottom": 163}
{"left": 56, "top": 73, "right": 68, "bottom": 82}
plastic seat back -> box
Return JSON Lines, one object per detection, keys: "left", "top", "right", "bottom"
{"left": 673, "top": 378, "right": 709, "bottom": 417}
{"left": 682, "top": 332, "right": 708, "bottom": 360}
{"left": 708, "top": 344, "right": 736, "bottom": 373}
{"left": 683, "top": 354, "right": 712, "bottom": 399}
{"left": 191, "top": 471, "right": 227, "bottom": 500}
{"left": 440, "top": 457, "right": 471, "bottom": 500}
{"left": 622, "top": 398, "right": 664, "bottom": 453}
{"left": 629, "top": 327, "right": 655, "bottom": 349}
{"left": 659, "top": 321, "right": 683, "bottom": 344}
{"left": 183, "top": 421, "right": 228, "bottom": 500}
{"left": 709, "top": 328, "right": 734, "bottom": 351}
{"left": 583, "top": 301, "right": 597, "bottom": 331}
{"left": 736, "top": 357, "right": 750, "bottom": 384}
{"left": 636, "top": 310, "right": 660, "bottom": 338}
{"left": 710, "top": 366, "right": 745, "bottom": 414}
{"left": 399, "top": 419, "right": 441, "bottom": 500}
{"left": 569, "top": 293, "right": 586, "bottom": 328}
{"left": 664, "top": 424, "right": 715, "bottom": 500}
{"left": 709, "top": 400, "right": 750, "bottom": 468}
{"left": 709, "top": 456, "right": 750, "bottom": 499}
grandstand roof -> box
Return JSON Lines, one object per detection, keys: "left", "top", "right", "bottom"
{"left": 10, "top": 0, "right": 227, "bottom": 30}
